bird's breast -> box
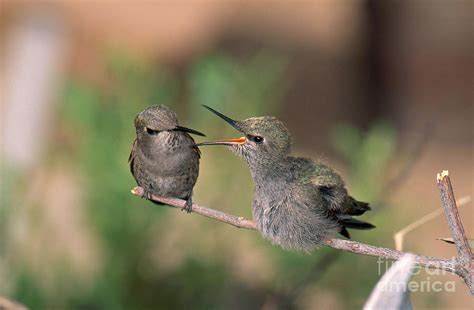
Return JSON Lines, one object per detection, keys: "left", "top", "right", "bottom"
{"left": 252, "top": 181, "right": 288, "bottom": 219}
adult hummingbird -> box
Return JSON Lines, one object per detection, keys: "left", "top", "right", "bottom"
{"left": 129, "top": 105, "right": 205, "bottom": 212}
{"left": 197, "top": 105, "right": 375, "bottom": 251}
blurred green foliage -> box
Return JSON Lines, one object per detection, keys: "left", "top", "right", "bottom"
{"left": 4, "top": 50, "right": 401, "bottom": 309}
{"left": 331, "top": 122, "right": 396, "bottom": 201}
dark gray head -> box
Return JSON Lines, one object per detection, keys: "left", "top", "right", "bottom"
{"left": 134, "top": 105, "right": 205, "bottom": 139}
{"left": 197, "top": 105, "right": 292, "bottom": 163}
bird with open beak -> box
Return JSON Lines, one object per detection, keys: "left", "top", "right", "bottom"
{"left": 129, "top": 105, "right": 205, "bottom": 212}
{"left": 196, "top": 105, "right": 374, "bottom": 251}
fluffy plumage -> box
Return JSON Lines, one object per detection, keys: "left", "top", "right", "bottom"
{"left": 198, "top": 106, "right": 374, "bottom": 251}
{"left": 129, "top": 105, "right": 204, "bottom": 212}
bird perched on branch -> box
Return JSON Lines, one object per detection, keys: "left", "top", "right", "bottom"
{"left": 196, "top": 105, "right": 375, "bottom": 251}
{"left": 129, "top": 105, "right": 205, "bottom": 212}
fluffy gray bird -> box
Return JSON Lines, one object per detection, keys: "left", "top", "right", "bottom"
{"left": 129, "top": 105, "right": 205, "bottom": 212}
{"left": 197, "top": 105, "right": 375, "bottom": 251}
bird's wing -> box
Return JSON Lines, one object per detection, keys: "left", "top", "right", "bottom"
{"left": 310, "top": 173, "right": 343, "bottom": 188}
{"left": 307, "top": 163, "right": 371, "bottom": 217}
{"left": 193, "top": 144, "right": 201, "bottom": 159}
{"left": 129, "top": 139, "right": 137, "bottom": 176}
{"left": 306, "top": 163, "right": 345, "bottom": 194}
{"left": 302, "top": 163, "right": 348, "bottom": 213}
{"left": 305, "top": 163, "right": 374, "bottom": 237}
{"left": 186, "top": 133, "right": 201, "bottom": 159}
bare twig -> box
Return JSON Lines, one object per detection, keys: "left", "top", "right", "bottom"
{"left": 322, "top": 238, "right": 456, "bottom": 273}
{"left": 437, "top": 170, "right": 473, "bottom": 292}
{"left": 393, "top": 196, "right": 471, "bottom": 251}
{"left": 131, "top": 187, "right": 256, "bottom": 230}
{"left": 131, "top": 184, "right": 472, "bottom": 292}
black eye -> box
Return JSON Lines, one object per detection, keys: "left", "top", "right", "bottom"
{"left": 250, "top": 135, "right": 264, "bottom": 144}
{"left": 145, "top": 127, "right": 159, "bottom": 135}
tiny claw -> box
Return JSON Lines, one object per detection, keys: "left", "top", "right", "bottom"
{"left": 139, "top": 188, "right": 153, "bottom": 200}
{"left": 145, "top": 192, "right": 153, "bottom": 200}
{"left": 183, "top": 198, "right": 193, "bottom": 213}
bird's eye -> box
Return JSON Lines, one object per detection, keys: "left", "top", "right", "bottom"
{"left": 145, "top": 127, "right": 159, "bottom": 135}
{"left": 249, "top": 135, "right": 264, "bottom": 144}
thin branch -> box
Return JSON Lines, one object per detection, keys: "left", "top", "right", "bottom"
{"left": 437, "top": 170, "right": 473, "bottom": 292}
{"left": 131, "top": 187, "right": 256, "bottom": 230}
{"left": 436, "top": 171, "right": 473, "bottom": 261}
{"left": 393, "top": 196, "right": 471, "bottom": 251}
{"left": 131, "top": 186, "right": 464, "bottom": 283}
{"left": 131, "top": 170, "right": 473, "bottom": 294}
{"left": 322, "top": 238, "right": 456, "bottom": 273}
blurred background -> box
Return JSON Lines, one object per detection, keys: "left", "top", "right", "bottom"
{"left": 0, "top": 0, "right": 472, "bottom": 309}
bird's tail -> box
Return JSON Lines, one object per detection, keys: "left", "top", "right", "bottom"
{"left": 339, "top": 218, "right": 375, "bottom": 239}
{"left": 341, "top": 218, "right": 375, "bottom": 230}
{"left": 346, "top": 196, "right": 371, "bottom": 216}
{"left": 338, "top": 197, "right": 375, "bottom": 239}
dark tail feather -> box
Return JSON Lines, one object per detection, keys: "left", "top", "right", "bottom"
{"left": 346, "top": 196, "right": 371, "bottom": 216}
{"left": 338, "top": 197, "right": 374, "bottom": 238}
{"left": 338, "top": 218, "right": 375, "bottom": 239}
{"left": 341, "top": 218, "right": 376, "bottom": 230}
{"left": 339, "top": 227, "right": 351, "bottom": 239}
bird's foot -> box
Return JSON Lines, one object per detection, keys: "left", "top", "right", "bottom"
{"left": 141, "top": 188, "right": 153, "bottom": 201}
{"left": 183, "top": 198, "right": 193, "bottom": 213}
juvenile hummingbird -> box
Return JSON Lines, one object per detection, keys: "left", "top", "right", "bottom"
{"left": 197, "top": 105, "right": 375, "bottom": 251}
{"left": 129, "top": 105, "right": 205, "bottom": 212}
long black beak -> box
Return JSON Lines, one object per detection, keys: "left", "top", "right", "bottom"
{"left": 195, "top": 105, "right": 247, "bottom": 147}
{"left": 202, "top": 105, "right": 242, "bottom": 131}
{"left": 173, "top": 125, "right": 206, "bottom": 137}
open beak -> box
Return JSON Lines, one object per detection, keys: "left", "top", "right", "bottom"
{"left": 196, "top": 105, "right": 246, "bottom": 146}
{"left": 173, "top": 125, "right": 206, "bottom": 137}
{"left": 202, "top": 105, "right": 242, "bottom": 131}
{"left": 195, "top": 136, "right": 246, "bottom": 146}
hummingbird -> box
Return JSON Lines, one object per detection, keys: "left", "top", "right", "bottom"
{"left": 196, "top": 105, "right": 375, "bottom": 251}
{"left": 129, "top": 105, "right": 205, "bottom": 213}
